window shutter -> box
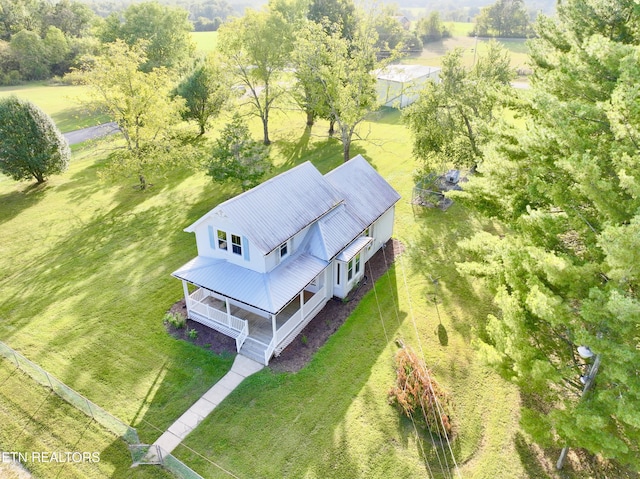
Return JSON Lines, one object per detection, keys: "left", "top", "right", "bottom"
{"left": 242, "top": 236, "right": 250, "bottom": 261}
{"left": 208, "top": 225, "right": 215, "bottom": 249}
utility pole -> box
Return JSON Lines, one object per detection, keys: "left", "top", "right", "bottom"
{"left": 556, "top": 350, "right": 601, "bottom": 470}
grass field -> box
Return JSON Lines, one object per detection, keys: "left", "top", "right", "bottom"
{"left": 0, "top": 68, "right": 573, "bottom": 478}
{"left": 192, "top": 31, "right": 218, "bottom": 53}
{"left": 0, "top": 83, "right": 109, "bottom": 133}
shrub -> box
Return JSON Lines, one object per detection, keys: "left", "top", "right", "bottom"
{"left": 389, "top": 347, "right": 453, "bottom": 439}
{"left": 187, "top": 328, "right": 198, "bottom": 340}
{"left": 163, "top": 311, "right": 186, "bottom": 329}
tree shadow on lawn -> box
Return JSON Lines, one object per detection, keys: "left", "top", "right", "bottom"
{"left": 0, "top": 178, "right": 234, "bottom": 426}
{"left": 172, "top": 268, "right": 415, "bottom": 478}
{"left": 273, "top": 122, "right": 370, "bottom": 174}
{"left": 406, "top": 203, "right": 499, "bottom": 344}
{"left": 0, "top": 181, "right": 49, "bottom": 226}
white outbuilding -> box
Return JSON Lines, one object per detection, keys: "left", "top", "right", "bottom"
{"left": 376, "top": 64, "right": 441, "bottom": 108}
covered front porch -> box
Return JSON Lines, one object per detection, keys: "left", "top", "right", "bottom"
{"left": 183, "top": 279, "right": 329, "bottom": 364}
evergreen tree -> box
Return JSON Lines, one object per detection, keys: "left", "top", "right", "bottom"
{"left": 456, "top": 0, "right": 640, "bottom": 468}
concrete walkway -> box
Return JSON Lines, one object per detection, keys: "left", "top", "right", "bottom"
{"left": 152, "top": 355, "right": 264, "bottom": 456}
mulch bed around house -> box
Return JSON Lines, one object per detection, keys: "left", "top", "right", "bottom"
{"left": 166, "top": 238, "right": 405, "bottom": 373}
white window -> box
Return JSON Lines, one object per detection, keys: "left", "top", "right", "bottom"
{"left": 347, "top": 259, "right": 354, "bottom": 281}
{"left": 231, "top": 234, "right": 242, "bottom": 255}
{"left": 217, "top": 230, "right": 227, "bottom": 250}
{"left": 279, "top": 241, "right": 288, "bottom": 259}
{"left": 355, "top": 253, "right": 361, "bottom": 275}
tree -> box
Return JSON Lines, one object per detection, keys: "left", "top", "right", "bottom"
{"left": 83, "top": 40, "right": 186, "bottom": 189}
{"left": 404, "top": 42, "right": 514, "bottom": 174}
{"left": 43, "top": 26, "right": 70, "bottom": 76}
{"left": 415, "top": 12, "right": 450, "bottom": 43}
{"left": 293, "top": 19, "right": 380, "bottom": 161}
{"left": 9, "top": 29, "right": 49, "bottom": 79}
{"left": 96, "top": 2, "right": 195, "bottom": 72}
{"left": 174, "top": 54, "right": 230, "bottom": 136}
{"left": 473, "top": 0, "right": 531, "bottom": 37}
{"left": 0, "top": 96, "right": 70, "bottom": 183}
{"left": 307, "top": 0, "right": 357, "bottom": 39}
{"left": 217, "top": 9, "right": 293, "bottom": 145}
{"left": 206, "top": 114, "right": 271, "bottom": 191}
{"left": 454, "top": 0, "right": 640, "bottom": 468}
{"left": 0, "top": 0, "right": 44, "bottom": 40}
{"left": 373, "top": 10, "right": 423, "bottom": 54}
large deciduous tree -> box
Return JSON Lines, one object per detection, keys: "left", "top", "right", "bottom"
{"left": 217, "top": 9, "right": 293, "bottom": 145}
{"left": 96, "top": 1, "right": 194, "bottom": 72}
{"left": 404, "top": 42, "right": 513, "bottom": 174}
{"left": 206, "top": 114, "right": 271, "bottom": 191}
{"left": 455, "top": 0, "right": 640, "bottom": 468}
{"left": 293, "top": 19, "right": 380, "bottom": 162}
{"left": 174, "top": 54, "right": 230, "bottom": 136}
{"left": 0, "top": 96, "right": 70, "bottom": 183}
{"left": 83, "top": 40, "right": 186, "bottom": 190}
{"left": 473, "top": 0, "right": 531, "bottom": 38}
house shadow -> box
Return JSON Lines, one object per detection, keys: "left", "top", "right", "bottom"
{"left": 153, "top": 264, "right": 417, "bottom": 478}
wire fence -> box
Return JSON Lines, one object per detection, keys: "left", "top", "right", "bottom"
{"left": 0, "top": 339, "right": 205, "bottom": 479}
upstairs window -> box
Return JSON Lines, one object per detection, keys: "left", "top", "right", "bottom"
{"left": 231, "top": 234, "right": 242, "bottom": 255}
{"left": 217, "top": 230, "right": 228, "bottom": 250}
{"left": 279, "top": 241, "right": 288, "bottom": 259}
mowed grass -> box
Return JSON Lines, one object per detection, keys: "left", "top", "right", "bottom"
{"left": 191, "top": 31, "right": 218, "bottom": 53}
{"left": 0, "top": 89, "right": 563, "bottom": 477}
{"left": 0, "top": 360, "right": 172, "bottom": 479}
{"left": 0, "top": 82, "right": 109, "bottom": 133}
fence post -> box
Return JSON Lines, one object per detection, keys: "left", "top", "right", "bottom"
{"left": 45, "top": 370, "right": 53, "bottom": 390}
{"left": 85, "top": 398, "right": 95, "bottom": 419}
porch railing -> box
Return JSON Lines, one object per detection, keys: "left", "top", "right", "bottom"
{"left": 275, "top": 287, "right": 326, "bottom": 344}
{"left": 235, "top": 322, "right": 249, "bottom": 352}
{"left": 264, "top": 337, "right": 276, "bottom": 366}
{"left": 188, "top": 289, "right": 247, "bottom": 338}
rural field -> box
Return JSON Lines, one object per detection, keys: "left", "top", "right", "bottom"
{"left": 0, "top": 31, "right": 579, "bottom": 479}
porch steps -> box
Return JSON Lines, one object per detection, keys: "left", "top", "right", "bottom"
{"left": 239, "top": 337, "right": 269, "bottom": 364}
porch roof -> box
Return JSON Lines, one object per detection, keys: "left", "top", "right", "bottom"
{"left": 336, "top": 236, "right": 372, "bottom": 262}
{"left": 172, "top": 252, "right": 328, "bottom": 315}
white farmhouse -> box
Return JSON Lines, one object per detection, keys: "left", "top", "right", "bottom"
{"left": 376, "top": 64, "right": 441, "bottom": 108}
{"left": 172, "top": 155, "right": 401, "bottom": 365}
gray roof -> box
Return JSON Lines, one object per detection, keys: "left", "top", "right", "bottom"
{"left": 186, "top": 162, "right": 343, "bottom": 255}
{"left": 173, "top": 253, "right": 328, "bottom": 314}
{"left": 325, "top": 155, "right": 402, "bottom": 228}
{"left": 175, "top": 155, "right": 401, "bottom": 313}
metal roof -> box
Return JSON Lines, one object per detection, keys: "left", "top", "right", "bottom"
{"left": 325, "top": 155, "right": 402, "bottom": 228}
{"left": 173, "top": 253, "right": 328, "bottom": 315}
{"left": 176, "top": 155, "right": 401, "bottom": 313}
{"left": 186, "top": 162, "right": 343, "bottom": 255}
{"left": 305, "top": 204, "right": 365, "bottom": 261}
{"left": 336, "top": 236, "right": 372, "bottom": 262}
{"left": 375, "top": 64, "right": 440, "bottom": 83}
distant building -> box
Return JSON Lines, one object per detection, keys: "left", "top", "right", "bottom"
{"left": 376, "top": 64, "right": 441, "bottom": 109}
{"left": 392, "top": 15, "right": 411, "bottom": 30}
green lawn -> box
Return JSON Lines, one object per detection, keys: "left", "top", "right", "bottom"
{"left": 191, "top": 31, "right": 218, "bottom": 53}
{"left": 0, "top": 360, "right": 172, "bottom": 479}
{"left": 0, "top": 82, "right": 109, "bottom": 133}
{"left": 0, "top": 88, "right": 571, "bottom": 478}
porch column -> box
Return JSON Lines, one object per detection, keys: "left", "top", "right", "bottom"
{"left": 225, "top": 298, "right": 231, "bottom": 327}
{"left": 182, "top": 280, "right": 191, "bottom": 317}
{"left": 271, "top": 314, "right": 277, "bottom": 341}
{"left": 300, "top": 291, "right": 304, "bottom": 318}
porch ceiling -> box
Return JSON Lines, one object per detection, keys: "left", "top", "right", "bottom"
{"left": 173, "top": 253, "right": 328, "bottom": 315}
